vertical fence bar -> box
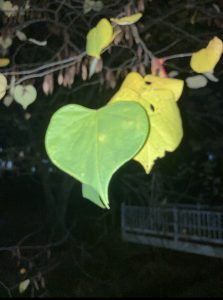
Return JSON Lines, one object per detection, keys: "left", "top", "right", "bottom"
{"left": 173, "top": 207, "right": 178, "bottom": 241}
{"left": 121, "top": 204, "right": 223, "bottom": 249}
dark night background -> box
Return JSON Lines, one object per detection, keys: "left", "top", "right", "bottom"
{"left": 0, "top": 0, "right": 223, "bottom": 297}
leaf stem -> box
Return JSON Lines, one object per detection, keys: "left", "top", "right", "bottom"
{"left": 163, "top": 52, "right": 193, "bottom": 61}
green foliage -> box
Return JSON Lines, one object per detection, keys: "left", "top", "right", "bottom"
{"left": 45, "top": 101, "right": 149, "bottom": 208}
{"left": 82, "top": 183, "right": 105, "bottom": 208}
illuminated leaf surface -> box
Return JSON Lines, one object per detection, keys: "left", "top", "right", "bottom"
{"left": 0, "top": 73, "right": 7, "bottom": 100}
{"left": 144, "top": 74, "right": 184, "bottom": 102}
{"left": 186, "top": 75, "right": 208, "bottom": 89}
{"left": 110, "top": 72, "right": 183, "bottom": 173}
{"left": 86, "top": 18, "right": 113, "bottom": 58}
{"left": 19, "top": 279, "right": 30, "bottom": 294}
{"left": 3, "top": 94, "right": 13, "bottom": 107}
{"left": 0, "top": 58, "right": 10, "bottom": 67}
{"left": 45, "top": 101, "right": 149, "bottom": 208}
{"left": 190, "top": 36, "right": 223, "bottom": 73}
{"left": 13, "top": 84, "right": 37, "bottom": 109}
{"left": 203, "top": 72, "right": 219, "bottom": 82}
{"left": 110, "top": 12, "right": 142, "bottom": 25}
{"left": 82, "top": 183, "right": 106, "bottom": 208}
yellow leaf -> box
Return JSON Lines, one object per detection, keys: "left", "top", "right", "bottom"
{"left": 0, "top": 58, "right": 10, "bottom": 67}
{"left": 144, "top": 74, "right": 184, "bottom": 102}
{"left": 109, "top": 72, "right": 183, "bottom": 173}
{"left": 190, "top": 36, "right": 223, "bottom": 73}
{"left": 110, "top": 12, "right": 142, "bottom": 25}
{"left": 0, "top": 73, "right": 7, "bottom": 99}
{"left": 86, "top": 19, "right": 114, "bottom": 58}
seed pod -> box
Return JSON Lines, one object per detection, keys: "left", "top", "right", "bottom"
{"left": 95, "top": 59, "right": 103, "bottom": 73}
{"left": 57, "top": 71, "right": 64, "bottom": 85}
{"left": 81, "top": 63, "right": 88, "bottom": 81}
{"left": 109, "top": 72, "right": 116, "bottom": 89}
{"left": 42, "top": 73, "right": 54, "bottom": 95}
{"left": 131, "top": 65, "right": 137, "bottom": 72}
{"left": 125, "top": 26, "right": 130, "bottom": 41}
{"left": 114, "top": 29, "right": 123, "bottom": 45}
{"left": 131, "top": 25, "right": 140, "bottom": 44}
{"left": 67, "top": 65, "right": 76, "bottom": 87}
{"left": 137, "top": 0, "right": 145, "bottom": 12}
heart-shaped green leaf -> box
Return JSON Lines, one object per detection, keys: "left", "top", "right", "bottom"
{"left": 13, "top": 84, "right": 37, "bottom": 109}
{"left": 45, "top": 101, "right": 149, "bottom": 208}
{"left": 82, "top": 183, "right": 106, "bottom": 208}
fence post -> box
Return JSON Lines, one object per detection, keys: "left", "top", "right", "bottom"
{"left": 173, "top": 207, "right": 178, "bottom": 241}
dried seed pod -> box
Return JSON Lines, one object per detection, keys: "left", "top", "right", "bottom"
{"left": 63, "top": 71, "right": 69, "bottom": 87}
{"left": 131, "top": 25, "right": 140, "bottom": 44}
{"left": 114, "top": 29, "right": 123, "bottom": 45}
{"left": 81, "top": 63, "right": 88, "bottom": 81}
{"left": 57, "top": 71, "right": 64, "bottom": 85}
{"left": 124, "top": 26, "right": 130, "bottom": 41}
{"left": 131, "top": 65, "right": 138, "bottom": 72}
{"left": 137, "top": 0, "right": 145, "bottom": 12}
{"left": 109, "top": 72, "right": 116, "bottom": 89}
{"left": 42, "top": 73, "right": 54, "bottom": 95}
{"left": 95, "top": 59, "right": 103, "bottom": 73}
{"left": 67, "top": 65, "right": 76, "bottom": 87}
{"left": 126, "top": 4, "right": 131, "bottom": 16}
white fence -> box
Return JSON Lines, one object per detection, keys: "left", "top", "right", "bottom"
{"left": 121, "top": 203, "right": 223, "bottom": 258}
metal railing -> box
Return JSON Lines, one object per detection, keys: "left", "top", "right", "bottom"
{"left": 121, "top": 203, "right": 223, "bottom": 257}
